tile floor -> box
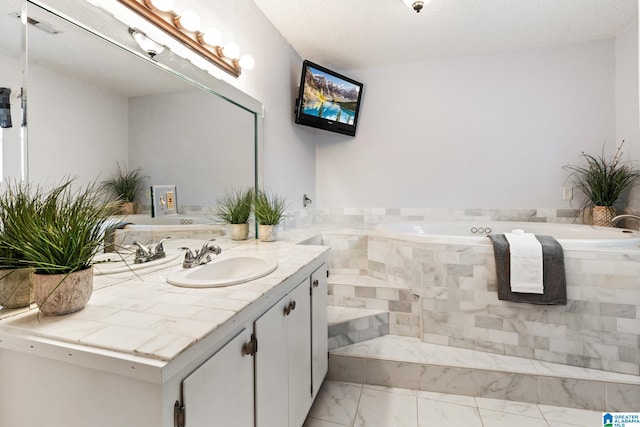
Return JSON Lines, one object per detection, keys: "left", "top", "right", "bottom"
{"left": 304, "top": 380, "right": 603, "bottom": 427}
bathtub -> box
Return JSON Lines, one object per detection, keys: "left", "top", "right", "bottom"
{"left": 106, "top": 214, "right": 224, "bottom": 248}
{"left": 358, "top": 219, "right": 640, "bottom": 374}
{"left": 375, "top": 220, "right": 640, "bottom": 250}
{"left": 111, "top": 213, "right": 215, "bottom": 226}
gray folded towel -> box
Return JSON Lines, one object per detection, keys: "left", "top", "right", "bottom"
{"left": 488, "top": 234, "right": 567, "bottom": 305}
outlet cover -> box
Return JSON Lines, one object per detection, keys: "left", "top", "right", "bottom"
{"left": 563, "top": 187, "right": 573, "bottom": 201}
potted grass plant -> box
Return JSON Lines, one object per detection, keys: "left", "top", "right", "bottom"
{"left": 564, "top": 141, "right": 640, "bottom": 226}
{"left": 253, "top": 189, "right": 287, "bottom": 242}
{"left": 1, "top": 178, "right": 118, "bottom": 315}
{"left": 0, "top": 183, "right": 35, "bottom": 309}
{"left": 213, "top": 187, "right": 254, "bottom": 240}
{"left": 101, "top": 163, "right": 147, "bottom": 215}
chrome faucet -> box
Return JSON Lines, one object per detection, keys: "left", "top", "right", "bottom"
{"left": 179, "top": 238, "right": 222, "bottom": 268}
{"left": 132, "top": 237, "right": 171, "bottom": 264}
{"left": 610, "top": 214, "right": 640, "bottom": 227}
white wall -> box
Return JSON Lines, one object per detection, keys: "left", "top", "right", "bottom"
{"left": 128, "top": 89, "right": 254, "bottom": 209}
{"left": 316, "top": 39, "right": 620, "bottom": 209}
{"left": 188, "top": 0, "right": 316, "bottom": 210}
{"left": 0, "top": 53, "right": 24, "bottom": 181}
{"left": 615, "top": 22, "right": 640, "bottom": 210}
{"left": 28, "top": 64, "right": 129, "bottom": 187}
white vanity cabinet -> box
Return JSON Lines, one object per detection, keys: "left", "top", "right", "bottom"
{"left": 179, "top": 328, "right": 255, "bottom": 427}
{"left": 255, "top": 263, "right": 329, "bottom": 427}
{"left": 310, "top": 263, "right": 328, "bottom": 399}
{"left": 0, "top": 248, "right": 329, "bottom": 427}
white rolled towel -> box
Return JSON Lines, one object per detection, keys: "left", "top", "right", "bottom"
{"left": 504, "top": 231, "right": 544, "bottom": 294}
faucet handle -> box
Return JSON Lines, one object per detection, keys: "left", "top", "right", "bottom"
{"left": 154, "top": 237, "right": 171, "bottom": 255}
{"left": 201, "top": 238, "right": 222, "bottom": 255}
{"left": 178, "top": 247, "right": 195, "bottom": 266}
{"left": 132, "top": 241, "right": 151, "bottom": 257}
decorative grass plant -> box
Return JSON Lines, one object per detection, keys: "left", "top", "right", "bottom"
{"left": 0, "top": 178, "right": 118, "bottom": 274}
{"left": 564, "top": 141, "right": 640, "bottom": 224}
{"left": 213, "top": 187, "right": 254, "bottom": 224}
{"left": 253, "top": 189, "right": 287, "bottom": 226}
{"left": 101, "top": 163, "right": 147, "bottom": 204}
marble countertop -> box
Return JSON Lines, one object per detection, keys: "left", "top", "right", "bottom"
{"left": 0, "top": 232, "right": 330, "bottom": 371}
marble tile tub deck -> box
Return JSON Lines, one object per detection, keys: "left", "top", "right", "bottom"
{"left": 328, "top": 335, "right": 640, "bottom": 412}
{"left": 304, "top": 380, "right": 605, "bottom": 427}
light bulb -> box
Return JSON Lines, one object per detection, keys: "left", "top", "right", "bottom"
{"left": 200, "top": 27, "right": 222, "bottom": 46}
{"left": 237, "top": 54, "right": 255, "bottom": 70}
{"left": 175, "top": 10, "right": 200, "bottom": 32}
{"left": 222, "top": 42, "right": 240, "bottom": 59}
{"left": 145, "top": 0, "right": 173, "bottom": 12}
{"left": 131, "top": 30, "right": 164, "bottom": 58}
{"left": 402, "top": 0, "right": 430, "bottom": 12}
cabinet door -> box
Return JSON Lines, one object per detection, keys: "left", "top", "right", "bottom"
{"left": 287, "top": 280, "right": 312, "bottom": 427}
{"left": 310, "top": 263, "right": 328, "bottom": 398}
{"left": 181, "top": 328, "right": 254, "bottom": 427}
{"left": 255, "top": 290, "right": 291, "bottom": 427}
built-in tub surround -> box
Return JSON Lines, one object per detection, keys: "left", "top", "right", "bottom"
{"left": 325, "top": 221, "right": 640, "bottom": 375}
{"left": 108, "top": 214, "right": 225, "bottom": 247}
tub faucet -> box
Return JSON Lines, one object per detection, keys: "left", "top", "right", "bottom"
{"left": 611, "top": 214, "right": 640, "bottom": 227}
{"left": 179, "top": 238, "right": 222, "bottom": 268}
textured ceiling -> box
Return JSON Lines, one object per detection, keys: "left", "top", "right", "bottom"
{"left": 251, "top": 0, "right": 638, "bottom": 70}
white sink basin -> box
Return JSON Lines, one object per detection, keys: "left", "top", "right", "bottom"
{"left": 167, "top": 255, "right": 278, "bottom": 288}
{"left": 93, "top": 251, "right": 181, "bottom": 275}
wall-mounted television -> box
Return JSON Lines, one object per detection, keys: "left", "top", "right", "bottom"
{"left": 295, "top": 60, "right": 364, "bottom": 137}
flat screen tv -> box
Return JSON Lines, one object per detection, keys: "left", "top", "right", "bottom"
{"left": 295, "top": 60, "right": 364, "bottom": 137}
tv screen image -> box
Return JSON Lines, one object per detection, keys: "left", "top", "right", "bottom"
{"left": 295, "top": 60, "right": 364, "bottom": 136}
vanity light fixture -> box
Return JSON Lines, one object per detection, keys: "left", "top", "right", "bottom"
{"left": 237, "top": 54, "right": 255, "bottom": 71}
{"left": 220, "top": 42, "right": 240, "bottom": 60}
{"left": 143, "top": 0, "right": 173, "bottom": 12}
{"left": 173, "top": 10, "right": 200, "bottom": 32}
{"left": 199, "top": 27, "right": 222, "bottom": 46}
{"left": 403, "top": 0, "right": 430, "bottom": 13}
{"left": 117, "top": 0, "right": 255, "bottom": 77}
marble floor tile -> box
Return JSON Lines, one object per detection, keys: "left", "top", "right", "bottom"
{"left": 307, "top": 381, "right": 362, "bottom": 426}
{"left": 303, "top": 418, "right": 348, "bottom": 427}
{"left": 475, "top": 397, "right": 544, "bottom": 419}
{"left": 354, "top": 386, "right": 417, "bottom": 427}
{"left": 479, "top": 408, "right": 550, "bottom": 427}
{"left": 418, "top": 396, "right": 483, "bottom": 427}
{"left": 537, "top": 404, "right": 602, "bottom": 426}
{"left": 305, "top": 381, "right": 607, "bottom": 427}
{"left": 416, "top": 390, "right": 477, "bottom": 407}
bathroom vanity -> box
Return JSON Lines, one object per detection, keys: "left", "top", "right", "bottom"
{"left": 0, "top": 239, "right": 330, "bottom": 427}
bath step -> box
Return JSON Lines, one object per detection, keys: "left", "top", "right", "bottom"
{"left": 328, "top": 274, "right": 420, "bottom": 338}
{"left": 327, "top": 335, "right": 640, "bottom": 412}
{"left": 327, "top": 306, "right": 389, "bottom": 350}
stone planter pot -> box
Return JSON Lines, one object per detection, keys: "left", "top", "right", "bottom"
{"left": 0, "top": 268, "right": 34, "bottom": 309}
{"left": 592, "top": 205, "right": 615, "bottom": 227}
{"left": 258, "top": 224, "right": 277, "bottom": 242}
{"left": 229, "top": 223, "right": 250, "bottom": 241}
{"left": 33, "top": 267, "right": 93, "bottom": 316}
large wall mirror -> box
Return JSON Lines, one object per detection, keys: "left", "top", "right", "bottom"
{"left": 0, "top": 0, "right": 262, "bottom": 215}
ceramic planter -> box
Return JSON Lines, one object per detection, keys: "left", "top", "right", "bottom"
{"left": 0, "top": 268, "right": 34, "bottom": 309}
{"left": 33, "top": 267, "right": 93, "bottom": 315}
{"left": 229, "top": 223, "right": 250, "bottom": 240}
{"left": 258, "top": 224, "right": 277, "bottom": 242}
